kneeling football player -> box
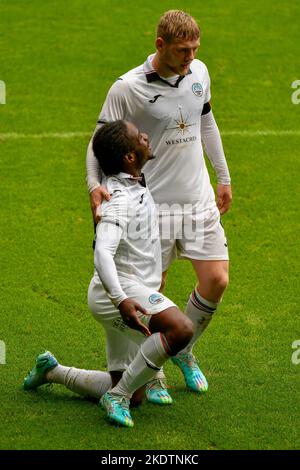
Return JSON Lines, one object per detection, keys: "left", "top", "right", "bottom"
{"left": 24, "top": 120, "right": 194, "bottom": 428}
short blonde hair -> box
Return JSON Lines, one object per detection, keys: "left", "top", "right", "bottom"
{"left": 157, "top": 10, "right": 200, "bottom": 43}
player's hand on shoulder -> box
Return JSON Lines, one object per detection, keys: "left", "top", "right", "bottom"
{"left": 89, "top": 186, "right": 111, "bottom": 224}
{"left": 118, "top": 298, "right": 151, "bottom": 337}
{"left": 217, "top": 184, "right": 232, "bottom": 215}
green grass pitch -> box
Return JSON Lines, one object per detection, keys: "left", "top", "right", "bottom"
{"left": 0, "top": 0, "right": 300, "bottom": 450}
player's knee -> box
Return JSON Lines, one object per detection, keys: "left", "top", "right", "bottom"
{"left": 166, "top": 317, "right": 194, "bottom": 354}
{"left": 211, "top": 270, "right": 229, "bottom": 293}
{"left": 219, "top": 271, "right": 229, "bottom": 292}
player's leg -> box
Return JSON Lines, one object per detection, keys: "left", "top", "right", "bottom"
{"left": 101, "top": 330, "right": 171, "bottom": 427}
{"left": 159, "top": 270, "right": 168, "bottom": 292}
{"left": 100, "top": 285, "right": 193, "bottom": 427}
{"left": 89, "top": 277, "right": 172, "bottom": 405}
{"left": 159, "top": 208, "right": 180, "bottom": 293}
{"left": 110, "top": 371, "right": 146, "bottom": 407}
{"left": 179, "top": 206, "right": 229, "bottom": 351}
{"left": 189, "top": 258, "right": 229, "bottom": 339}
{"left": 105, "top": 304, "right": 193, "bottom": 426}
{"left": 107, "top": 319, "right": 172, "bottom": 406}
{"left": 88, "top": 280, "right": 176, "bottom": 425}
{"left": 110, "top": 304, "right": 194, "bottom": 399}
{"left": 171, "top": 259, "right": 229, "bottom": 390}
{"left": 151, "top": 269, "right": 173, "bottom": 404}
{"left": 23, "top": 350, "right": 112, "bottom": 399}
{"left": 172, "top": 206, "right": 229, "bottom": 392}
{"left": 143, "top": 279, "right": 172, "bottom": 403}
{"left": 23, "top": 280, "right": 133, "bottom": 400}
{"left": 97, "top": 326, "right": 147, "bottom": 407}
{"left": 149, "top": 215, "right": 180, "bottom": 401}
{"left": 23, "top": 347, "right": 144, "bottom": 406}
{"left": 193, "top": 259, "right": 229, "bottom": 301}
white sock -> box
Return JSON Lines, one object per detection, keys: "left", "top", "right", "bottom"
{"left": 46, "top": 365, "right": 112, "bottom": 399}
{"left": 111, "top": 333, "right": 170, "bottom": 398}
{"left": 179, "top": 289, "right": 218, "bottom": 355}
{"left": 153, "top": 368, "right": 165, "bottom": 381}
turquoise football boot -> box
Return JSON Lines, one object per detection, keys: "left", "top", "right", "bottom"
{"left": 145, "top": 378, "right": 173, "bottom": 405}
{"left": 23, "top": 351, "right": 58, "bottom": 390}
{"left": 172, "top": 353, "right": 208, "bottom": 393}
{"left": 100, "top": 392, "right": 134, "bottom": 428}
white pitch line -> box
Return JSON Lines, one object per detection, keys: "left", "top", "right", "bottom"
{"left": 221, "top": 130, "right": 300, "bottom": 136}
{"left": 0, "top": 130, "right": 300, "bottom": 139}
{"left": 0, "top": 131, "right": 91, "bottom": 139}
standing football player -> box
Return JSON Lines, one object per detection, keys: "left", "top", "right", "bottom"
{"left": 86, "top": 10, "right": 232, "bottom": 399}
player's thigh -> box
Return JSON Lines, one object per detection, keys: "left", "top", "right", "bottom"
{"left": 178, "top": 206, "right": 229, "bottom": 263}
{"left": 88, "top": 277, "right": 147, "bottom": 345}
{"left": 160, "top": 270, "right": 168, "bottom": 292}
{"left": 105, "top": 328, "right": 140, "bottom": 372}
{"left": 89, "top": 277, "right": 176, "bottom": 345}
{"left": 159, "top": 211, "right": 183, "bottom": 272}
{"left": 88, "top": 276, "right": 117, "bottom": 319}
{"left": 126, "top": 284, "right": 176, "bottom": 328}
{"left": 160, "top": 237, "right": 176, "bottom": 273}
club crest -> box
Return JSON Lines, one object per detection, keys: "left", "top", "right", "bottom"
{"left": 192, "top": 82, "right": 203, "bottom": 97}
{"left": 149, "top": 293, "right": 164, "bottom": 305}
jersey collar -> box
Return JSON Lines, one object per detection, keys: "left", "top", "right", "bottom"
{"left": 144, "top": 54, "right": 192, "bottom": 87}
{"left": 116, "top": 172, "right": 147, "bottom": 187}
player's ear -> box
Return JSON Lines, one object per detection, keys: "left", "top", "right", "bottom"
{"left": 123, "top": 152, "right": 136, "bottom": 165}
{"left": 156, "top": 37, "right": 165, "bottom": 51}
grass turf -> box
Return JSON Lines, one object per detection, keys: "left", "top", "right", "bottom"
{"left": 0, "top": 0, "right": 300, "bottom": 450}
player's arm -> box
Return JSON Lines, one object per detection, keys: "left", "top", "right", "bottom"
{"left": 86, "top": 130, "right": 111, "bottom": 223}
{"left": 201, "top": 107, "right": 232, "bottom": 215}
{"left": 94, "top": 198, "right": 150, "bottom": 336}
{"left": 86, "top": 79, "right": 128, "bottom": 223}
{"left": 200, "top": 65, "right": 232, "bottom": 215}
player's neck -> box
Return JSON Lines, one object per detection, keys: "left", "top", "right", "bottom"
{"left": 122, "top": 165, "right": 141, "bottom": 178}
{"left": 152, "top": 53, "right": 178, "bottom": 78}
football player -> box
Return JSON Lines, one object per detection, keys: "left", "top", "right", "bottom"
{"left": 86, "top": 10, "right": 232, "bottom": 398}
{"left": 24, "top": 120, "right": 194, "bottom": 428}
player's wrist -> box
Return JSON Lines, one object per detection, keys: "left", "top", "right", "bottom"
{"left": 217, "top": 179, "right": 231, "bottom": 186}
{"left": 115, "top": 294, "right": 129, "bottom": 308}
{"left": 88, "top": 182, "right": 101, "bottom": 194}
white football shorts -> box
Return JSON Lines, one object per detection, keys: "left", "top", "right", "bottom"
{"left": 159, "top": 204, "right": 229, "bottom": 272}
{"left": 88, "top": 276, "right": 176, "bottom": 371}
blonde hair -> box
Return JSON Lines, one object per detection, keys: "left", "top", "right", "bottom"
{"left": 157, "top": 10, "right": 200, "bottom": 43}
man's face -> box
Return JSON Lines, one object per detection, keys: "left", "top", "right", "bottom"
{"left": 158, "top": 37, "right": 200, "bottom": 76}
{"left": 125, "top": 121, "right": 153, "bottom": 169}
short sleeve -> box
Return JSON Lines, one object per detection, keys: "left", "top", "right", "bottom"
{"left": 204, "top": 65, "right": 211, "bottom": 103}
{"left": 98, "top": 79, "right": 129, "bottom": 123}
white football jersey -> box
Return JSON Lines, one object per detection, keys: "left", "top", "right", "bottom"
{"left": 98, "top": 55, "right": 216, "bottom": 210}
{"left": 94, "top": 173, "right": 162, "bottom": 297}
